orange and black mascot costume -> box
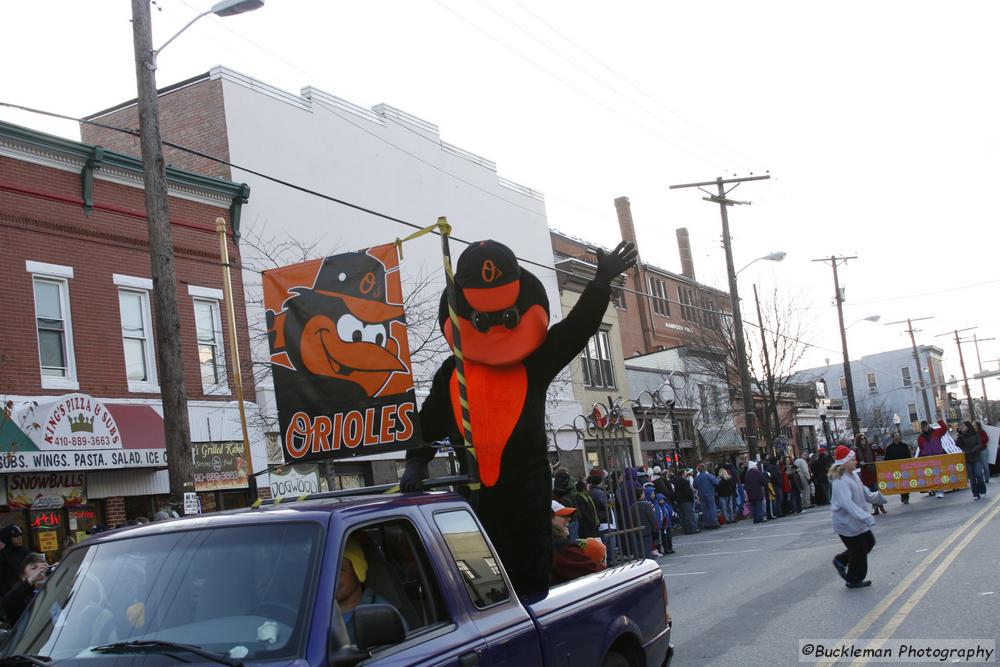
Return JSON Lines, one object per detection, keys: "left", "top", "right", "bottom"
{"left": 401, "top": 239, "right": 636, "bottom": 597}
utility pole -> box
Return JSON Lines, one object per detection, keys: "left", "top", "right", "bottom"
{"left": 670, "top": 174, "right": 770, "bottom": 460}
{"left": 935, "top": 327, "right": 977, "bottom": 420}
{"left": 812, "top": 255, "right": 860, "bottom": 437}
{"left": 752, "top": 284, "right": 781, "bottom": 450}
{"left": 131, "top": 0, "right": 195, "bottom": 506}
{"left": 966, "top": 333, "right": 994, "bottom": 423}
{"left": 884, "top": 317, "right": 934, "bottom": 424}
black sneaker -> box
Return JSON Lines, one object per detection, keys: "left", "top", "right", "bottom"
{"left": 832, "top": 558, "right": 848, "bottom": 581}
{"left": 845, "top": 580, "right": 872, "bottom": 589}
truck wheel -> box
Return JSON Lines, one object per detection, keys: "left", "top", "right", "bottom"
{"left": 601, "top": 651, "right": 632, "bottom": 667}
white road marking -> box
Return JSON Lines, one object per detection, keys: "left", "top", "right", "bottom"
{"left": 915, "top": 548, "right": 929, "bottom": 552}
{"left": 980, "top": 591, "right": 995, "bottom": 596}
{"left": 665, "top": 548, "right": 762, "bottom": 559}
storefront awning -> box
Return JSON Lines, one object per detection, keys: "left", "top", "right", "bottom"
{"left": 698, "top": 425, "right": 748, "bottom": 453}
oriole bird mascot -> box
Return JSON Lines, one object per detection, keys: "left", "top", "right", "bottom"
{"left": 401, "top": 239, "right": 636, "bottom": 598}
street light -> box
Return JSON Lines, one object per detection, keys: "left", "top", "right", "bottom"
{"left": 737, "top": 251, "right": 787, "bottom": 275}
{"left": 846, "top": 315, "right": 881, "bottom": 329}
{"left": 130, "top": 0, "right": 263, "bottom": 509}
{"left": 153, "top": 0, "right": 264, "bottom": 65}
{"left": 892, "top": 413, "right": 902, "bottom": 436}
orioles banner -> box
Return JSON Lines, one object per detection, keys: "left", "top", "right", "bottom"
{"left": 874, "top": 453, "right": 968, "bottom": 495}
{"left": 263, "top": 244, "right": 421, "bottom": 463}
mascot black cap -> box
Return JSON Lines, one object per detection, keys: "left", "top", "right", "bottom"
{"left": 441, "top": 240, "right": 550, "bottom": 365}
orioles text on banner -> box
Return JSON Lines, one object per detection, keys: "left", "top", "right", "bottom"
{"left": 263, "top": 244, "right": 422, "bottom": 463}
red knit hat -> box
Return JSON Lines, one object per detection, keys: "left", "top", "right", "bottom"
{"left": 833, "top": 445, "right": 855, "bottom": 465}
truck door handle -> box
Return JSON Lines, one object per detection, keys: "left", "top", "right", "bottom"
{"left": 458, "top": 651, "right": 479, "bottom": 666}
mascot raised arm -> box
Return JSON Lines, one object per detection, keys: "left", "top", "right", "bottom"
{"left": 401, "top": 239, "right": 636, "bottom": 597}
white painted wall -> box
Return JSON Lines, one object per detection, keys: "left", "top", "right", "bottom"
{"left": 212, "top": 67, "right": 570, "bottom": 443}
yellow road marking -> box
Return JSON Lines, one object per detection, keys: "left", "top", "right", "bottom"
{"left": 816, "top": 493, "right": 1000, "bottom": 666}
{"left": 849, "top": 500, "right": 1000, "bottom": 666}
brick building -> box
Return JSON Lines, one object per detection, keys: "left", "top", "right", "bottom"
{"left": 82, "top": 66, "right": 565, "bottom": 488}
{"left": 551, "top": 196, "right": 731, "bottom": 361}
{"left": 550, "top": 196, "right": 741, "bottom": 466}
{"left": 0, "top": 120, "right": 263, "bottom": 559}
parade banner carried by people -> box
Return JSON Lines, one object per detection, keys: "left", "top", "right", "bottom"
{"left": 874, "top": 453, "right": 968, "bottom": 495}
{"left": 263, "top": 243, "right": 421, "bottom": 463}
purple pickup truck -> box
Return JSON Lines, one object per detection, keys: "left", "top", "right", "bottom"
{"left": 0, "top": 491, "right": 672, "bottom": 667}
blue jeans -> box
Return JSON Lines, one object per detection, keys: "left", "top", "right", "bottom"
{"left": 750, "top": 499, "right": 765, "bottom": 523}
{"left": 970, "top": 459, "right": 987, "bottom": 497}
{"left": 699, "top": 494, "right": 718, "bottom": 527}
{"left": 719, "top": 495, "right": 734, "bottom": 522}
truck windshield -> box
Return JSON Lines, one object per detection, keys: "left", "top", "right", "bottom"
{"left": 2, "top": 522, "right": 322, "bottom": 665}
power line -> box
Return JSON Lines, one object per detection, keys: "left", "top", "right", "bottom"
{"left": 428, "top": 0, "right": 724, "bottom": 167}
{"left": 0, "top": 100, "right": 947, "bottom": 388}
{"left": 505, "top": 0, "right": 760, "bottom": 168}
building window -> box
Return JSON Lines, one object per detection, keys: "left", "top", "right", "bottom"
{"left": 31, "top": 274, "right": 77, "bottom": 389}
{"left": 866, "top": 372, "right": 878, "bottom": 393}
{"left": 611, "top": 285, "right": 627, "bottom": 310}
{"left": 901, "top": 366, "right": 912, "bottom": 387}
{"left": 580, "top": 330, "right": 616, "bottom": 390}
{"left": 907, "top": 402, "right": 919, "bottom": 423}
{"left": 839, "top": 376, "right": 847, "bottom": 396}
{"left": 116, "top": 282, "right": 158, "bottom": 393}
{"left": 194, "top": 298, "right": 228, "bottom": 393}
{"left": 679, "top": 287, "right": 697, "bottom": 322}
{"left": 647, "top": 276, "right": 669, "bottom": 317}
{"left": 698, "top": 384, "right": 712, "bottom": 424}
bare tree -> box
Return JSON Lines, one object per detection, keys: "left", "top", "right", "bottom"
{"left": 683, "top": 287, "right": 813, "bottom": 455}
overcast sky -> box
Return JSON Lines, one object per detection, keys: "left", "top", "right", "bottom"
{"left": 4, "top": 1, "right": 999, "bottom": 397}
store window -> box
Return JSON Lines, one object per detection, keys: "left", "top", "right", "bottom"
{"left": 115, "top": 277, "right": 158, "bottom": 393}
{"left": 28, "top": 262, "right": 78, "bottom": 391}
{"left": 193, "top": 297, "right": 228, "bottom": 394}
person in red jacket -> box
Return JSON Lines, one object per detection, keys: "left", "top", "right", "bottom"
{"left": 551, "top": 501, "right": 604, "bottom": 585}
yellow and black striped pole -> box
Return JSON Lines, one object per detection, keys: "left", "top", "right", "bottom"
{"left": 437, "top": 217, "right": 480, "bottom": 489}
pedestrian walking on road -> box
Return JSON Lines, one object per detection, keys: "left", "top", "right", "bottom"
{"left": 883, "top": 433, "right": 912, "bottom": 504}
{"left": 973, "top": 422, "right": 992, "bottom": 484}
{"left": 830, "top": 445, "right": 879, "bottom": 589}
{"left": 654, "top": 493, "right": 675, "bottom": 555}
{"left": 856, "top": 435, "right": 886, "bottom": 515}
{"left": 957, "top": 421, "right": 987, "bottom": 500}
{"left": 694, "top": 464, "right": 721, "bottom": 529}
{"left": 744, "top": 461, "right": 767, "bottom": 524}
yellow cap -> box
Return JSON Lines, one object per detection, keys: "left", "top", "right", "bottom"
{"left": 343, "top": 537, "right": 368, "bottom": 583}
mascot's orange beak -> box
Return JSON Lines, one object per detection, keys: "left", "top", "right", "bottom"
{"left": 299, "top": 315, "right": 406, "bottom": 377}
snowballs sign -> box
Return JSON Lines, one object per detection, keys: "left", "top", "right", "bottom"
{"left": 2, "top": 394, "right": 167, "bottom": 472}
{"left": 263, "top": 245, "right": 421, "bottom": 464}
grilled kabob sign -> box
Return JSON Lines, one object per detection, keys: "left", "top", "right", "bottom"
{"left": 263, "top": 244, "right": 421, "bottom": 462}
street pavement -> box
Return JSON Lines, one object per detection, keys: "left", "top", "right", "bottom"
{"left": 661, "top": 483, "right": 1000, "bottom": 666}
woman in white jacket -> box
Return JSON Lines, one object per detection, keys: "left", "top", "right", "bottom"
{"left": 830, "top": 445, "right": 879, "bottom": 589}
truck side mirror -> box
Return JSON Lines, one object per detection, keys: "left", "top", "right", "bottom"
{"left": 354, "top": 603, "right": 406, "bottom": 651}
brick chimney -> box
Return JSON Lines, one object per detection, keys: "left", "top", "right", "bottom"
{"left": 615, "top": 196, "right": 654, "bottom": 353}
{"left": 676, "top": 227, "right": 696, "bottom": 280}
